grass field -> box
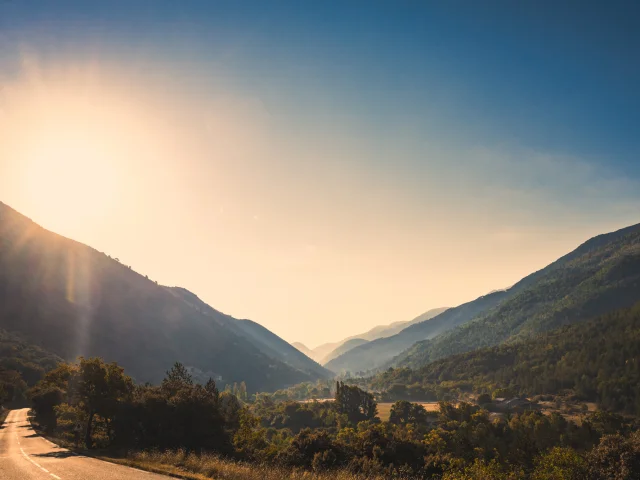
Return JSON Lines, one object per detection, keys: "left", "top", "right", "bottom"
{"left": 376, "top": 402, "right": 440, "bottom": 421}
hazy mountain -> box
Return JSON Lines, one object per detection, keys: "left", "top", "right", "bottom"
{"left": 0, "top": 201, "right": 330, "bottom": 391}
{"left": 292, "top": 342, "right": 314, "bottom": 357}
{"left": 298, "top": 307, "right": 448, "bottom": 365}
{"left": 326, "top": 223, "right": 640, "bottom": 375}
{"left": 392, "top": 222, "right": 640, "bottom": 370}
{"left": 325, "top": 293, "right": 508, "bottom": 374}
{"left": 321, "top": 338, "right": 369, "bottom": 364}
{"left": 360, "top": 307, "right": 450, "bottom": 341}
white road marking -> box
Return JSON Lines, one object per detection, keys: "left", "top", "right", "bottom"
{"left": 20, "top": 445, "right": 63, "bottom": 479}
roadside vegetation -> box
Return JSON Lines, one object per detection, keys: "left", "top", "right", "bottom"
{"left": 24, "top": 355, "right": 640, "bottom": 479}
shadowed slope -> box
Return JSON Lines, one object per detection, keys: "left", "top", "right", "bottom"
{"left": 0, "top": 201, "right": 327, "bottom": 391}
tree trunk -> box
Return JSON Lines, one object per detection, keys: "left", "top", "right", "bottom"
{"left": 85, "top": 412, "right": 95, "bottom": 448}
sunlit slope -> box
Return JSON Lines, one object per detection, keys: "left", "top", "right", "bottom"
{"left": 0, "top": 201, "right": 328, "bottom": 390}
{"left": 327, "top": 223, "right": 640, "bottom": 374}
{"left": 392, "top": 223, "right": 640, "bottom": 369}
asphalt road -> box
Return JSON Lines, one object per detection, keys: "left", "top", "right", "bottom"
{"left": 0, "top": 408, "right": 169, "bottom": 480}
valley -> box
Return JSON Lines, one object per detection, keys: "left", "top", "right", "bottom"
{"left": 2, "top": 201, "right": 640, "bottom": 479}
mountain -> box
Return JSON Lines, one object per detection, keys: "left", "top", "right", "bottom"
{"left": 392, "top": 222, "right": 640, "bottom": 370}
{"left": 321, "top": 338, "right": 369, "bottom": 364}
{"left": 369, "top": 302, "right": 640, "bottom": 415}
{"left": 0, "top": 201, "right": 330, "bottom": 391}
{"left": 301, "top": 307, "right": 449, "bottom": 365}
{"left": 326, "top": 223, "right": 640, "bottom": 375}
{"left": 292, "top": 342, "right": 314, "bottom": 357}
{"left": 325, "top": 292, "right": 508, "bottom": 374}
{"left": 0, "top": 329, "right": 62, "bottom": 385}
{"left": 167, "top": 287, "right": 331, "bottom": 379}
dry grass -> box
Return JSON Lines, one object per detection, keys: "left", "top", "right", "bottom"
{"left": 102, "top": 450, "right": 387, "bottom": 480}
{"left": 376, "top": 402, "right": 440, "bottom": 421}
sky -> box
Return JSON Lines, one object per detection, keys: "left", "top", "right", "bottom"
{"left": 1, "top": 1, "right": 639, "bottom": 348}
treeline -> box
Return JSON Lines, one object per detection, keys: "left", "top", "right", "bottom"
{"left": 27, "top": 357, "right": 640, "bottom": 478}
{"left": 265, "top": 380, "right": 333, "bottom": 402}
{"left": 364, "top": 303, "right": 640, "bottom": 414}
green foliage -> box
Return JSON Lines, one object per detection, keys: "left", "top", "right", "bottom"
{"left": 75, "top": 357, "right": 134, "bottom": 447}
{"left": 28, "top": 357, "right": 640, "bottom": 479}
{"left": 388, "top": 400, "right": 428, "bottom": 426}
{"left": 532, "top": 447, "right": 587, "bottom": 480}
{"left": 334, "top": 382, "right": 377, "bottom": 424}
{"left": 0, "top": 367, "right": 27, "bottom": 406}
{"left": 586, "top": 431, "right": 640, "bottom": 480}
{"left": 365, "top": 303, "right": 640, "bottom": 415}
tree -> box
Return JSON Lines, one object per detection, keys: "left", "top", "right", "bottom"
{"left": 238, "top": 381, "right": 248, "bottom": 401}
{"left": 161, "top": 362, "right": 193, "bottom": 396}
{"left": 75, "top": 357, "right": 133, "bottom": 447}
{"left": 587, "top": 431, "right": 640, "bottom": 480}
{"left": 389, "top": 400, "right": 427, "bottom": 425}
{"left": 532, "top": 447, "right": 587, "bottom": 480}
{"left": 334, "top": 381, "right": 377, "bottom": 424}
{"left": 205, "top": 377, "right": 220, "bottom": 404}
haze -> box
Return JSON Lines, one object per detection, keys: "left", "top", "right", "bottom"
{"left": 1, "top": 1, "right": 639, "bottom": 347}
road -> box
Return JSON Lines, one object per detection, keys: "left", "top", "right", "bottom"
{"left": 0, "top": 408, "right": 169, "bottom": 480}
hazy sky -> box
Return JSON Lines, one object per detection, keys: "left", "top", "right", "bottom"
{"left": 1, "top": 1, "right": 639, "bottom": 348}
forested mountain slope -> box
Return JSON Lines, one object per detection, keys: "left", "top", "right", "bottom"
{"left": 0, "top": 201, "right": 328, "bottom": 391}
{"left": 168, "top": 287, "right": 331, "bottom": 379}
{"left": 369, "top": 302, "right": 640, "bottom": 415}
{"left": 327, "top": 223, "right": 640, "bottom": 375}
{"left": 393, "top": 223, "right": 640, "bottom": 370}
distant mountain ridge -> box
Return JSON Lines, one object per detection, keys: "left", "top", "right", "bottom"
{"left": 294, "top": 307, "right": 448, "bottom": 364}
{"left": 326, "top": 222, "right": 640, "bottom": 375}
{"left": 0, "top": 201, "right": 330, "bottom": 391}
{"left": 325, "top": 292, "right": 508, "bottom": 374}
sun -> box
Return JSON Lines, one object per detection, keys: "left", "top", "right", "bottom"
{"left": 0, "top": 61, "right": 154, "bottom": 232}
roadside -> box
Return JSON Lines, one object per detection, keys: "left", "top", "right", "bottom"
{"left": 0, "top": 406, "right": 8, "bottom": 426}
{"left": 28, "top": 414, "right": 381, "bottom": 480}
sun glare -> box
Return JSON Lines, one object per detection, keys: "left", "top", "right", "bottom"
{"left": 0, "top": 60, "right": 167, "bottom": 232}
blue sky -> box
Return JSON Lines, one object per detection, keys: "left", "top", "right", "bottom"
{"left": 3, "top": 0, "right": 639, "bottom": 165}
{"left": 1, "top": 1, "right": 639, "bottom": 345}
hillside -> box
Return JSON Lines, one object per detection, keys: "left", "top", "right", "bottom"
{"left": 303, "top": 307, "right": 448, "bottom": 365}
{"left": 0, "top": 201, "right": 329, "bottom": 391}
{"left": 393, "top": 223, "right": 640, "bottom": 370}
{"left": 326, "top": 223, "right": 640, "bottom": 375}
{"left": 0, "top": 329, "right": 62, "bottom": 385}
{"left": 291, "top": 342, "right": 314, "bottom": 357}
{"left": 325, "top": 292, "right": 507, "bottom": 373}
{"left": 321, "top": 338, "right": 369, "bottom": 364}
{"left": 168, "top": 287, "right": 331, "bottom": 379}
{"left": 368, "top": 302, "right": 640, "bottom": 415}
